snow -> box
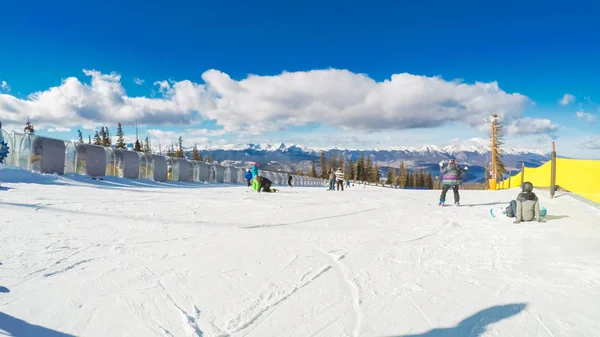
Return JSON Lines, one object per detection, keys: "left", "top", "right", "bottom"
{"left": 1, "top": 168, "right": 600, "bottom": 337}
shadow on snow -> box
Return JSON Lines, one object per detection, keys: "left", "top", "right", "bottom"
{"left": 385, "top": 303, "right": 527, "bottom": 337}
{"left": 0, "top": 312, "right": 76, "bottom": 337}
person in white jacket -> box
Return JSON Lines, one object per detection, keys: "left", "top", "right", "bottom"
{"left": 335, "top": 168, "right": 345, "bottom": 191}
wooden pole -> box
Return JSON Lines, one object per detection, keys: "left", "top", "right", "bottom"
{"left": 490, "top": 115, "right": 497, "bottom": 190}
{"left": 520, "top": 162, "right": 525, "bottom": 189}
{"left": 550, "top": 141, "right": 557, "bottom": 198}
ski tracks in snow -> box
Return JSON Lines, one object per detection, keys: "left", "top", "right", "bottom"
{"left": 221, "top": 265, "right": 333, "bottom": 336}
{"left": 326, "top": 251, "right": 363, "bottom": 337}
{"left": 143, "top": 266, "right": 204, "bottom": 337}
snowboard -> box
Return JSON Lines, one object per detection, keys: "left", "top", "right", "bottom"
{"left": 490, "top": 206, "right": 547, "bottom": 218}
{"left": 490, "top": 207, "right": 507, "bottom": 218}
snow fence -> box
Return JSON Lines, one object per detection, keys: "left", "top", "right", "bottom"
{"left": 0, "top": 130, "right": 326, "bottom": 187}
{"left": 498, "top": 158, "right": 600, "bottom": 204}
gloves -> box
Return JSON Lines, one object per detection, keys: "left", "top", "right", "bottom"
{"left": 439, "top": 161, "right": 445, "bottom": 167}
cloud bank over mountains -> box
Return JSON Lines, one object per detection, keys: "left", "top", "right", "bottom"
{"left": 0, "top": 68, "right": 555, "bottom": 137}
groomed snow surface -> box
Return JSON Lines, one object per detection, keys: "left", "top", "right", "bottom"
{"left": 1, "top": 167, "right": 599, "bottom": 337}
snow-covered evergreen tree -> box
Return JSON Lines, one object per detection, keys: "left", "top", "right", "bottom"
{"left": 116, "top": 123, "right": 126, "bottom": 149}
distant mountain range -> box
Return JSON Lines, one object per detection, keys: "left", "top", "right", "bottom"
{"left": 181, "top": 143, "right": 551, "bottom": 183}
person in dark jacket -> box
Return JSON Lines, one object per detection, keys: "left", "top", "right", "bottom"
{"left": 245, "top": 169, "right": 253, "bottom": 187}
{"left": 287, "top": 173, "right": 293, "bottom": 187}
{"left": 328, "top": 169, "right": 335, "bottom": 191}
{"left": 439, "top": 159, "right": 468, "bottom": 206}
{"left": 257, "top": 175, "right": 273, "bottom": 193}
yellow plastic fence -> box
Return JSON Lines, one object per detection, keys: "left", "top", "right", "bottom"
{"left": 498, "top": 158, "right": 600, "bottom": 204}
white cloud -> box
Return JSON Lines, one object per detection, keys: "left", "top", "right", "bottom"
{"left": 0, "top": 68, "right": 551, "bottom": 137}
{"left": 133, "top": 77, "right": 145, "bottom": 85}
{"left": 580, "top": 135, "right": 600, "bottom": 150}
{"left": 559, "top": 93, "right": 575, "bottom": 106}
{"left": 146, "top": 129, "right": 219, "bottom": 149}
{"left": 506, "top": 118, "right": 559, "bottom": 138}
{"left": 576, "top": 111, "right": 596, "bottom": 124}
{"left": 0, "top": 81, "right": 10, "bottom": 92}
{"left": 47, "top": 127, "right": 71, "bottom": 132}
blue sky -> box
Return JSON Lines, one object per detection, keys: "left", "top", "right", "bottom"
{"left": 1, "top": 0, "right": 599, "bottom": 158}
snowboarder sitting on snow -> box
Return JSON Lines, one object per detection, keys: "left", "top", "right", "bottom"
{"left": 257, "top": 175, "right": 274, "bottom": 193}
{"left": 245, "top": 169, "right": 253, "bottom": 187}
{"left": 439, "top": 159, "right": 468, "bottom": 206}
{"left": 506, "top": 181, "right": 543, "bottom": 223}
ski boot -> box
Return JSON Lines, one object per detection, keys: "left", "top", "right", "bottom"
{"left": 438, "top": 200, "right": 445, "bottom": 206}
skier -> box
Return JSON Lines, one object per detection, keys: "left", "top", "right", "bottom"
{"left": 506, "top": 182, "right": 543, "bottom": 223}
{"left": 251, "top": 162, "right": 259, "bottom": 190}
{"left": 335, "top": 167, "right": 345, "bottom": 191}
{"left": 438, "top": 159, "right": 468, "bottom": 206}
{"left": 245, "top": 169, "right": 253, "bottom": 187}
{"left": 257, "top": 175, "right": 277, "bottom": 193}
{"left": 346, "top": 180, "right": 350, "bottom": 188}
{"left": 328, "top": 169, "right": 335, "bottom": 190}
{"left": 287, "top": 173, "right": 293, "bottom": 187}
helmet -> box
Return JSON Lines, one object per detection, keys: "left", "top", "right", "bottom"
{"left": 522, "top": 181, "right": 533, "bottom": 192}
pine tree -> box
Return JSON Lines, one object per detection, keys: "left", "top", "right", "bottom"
{"left": 134, "top": 139, "right": 142, "bottom": 151}
{"left": 199, "top": 152, "right": 203, "bottom": 162}
{"left": 357, "top": 154, "right": 365, "bottom": 181}
{"left": 99, "top": 127, "right": 107, "bottom": 145}
{"left": 364, "top": 156, "right": 373, "bottom": 182}
{"left": 386, "top": 167, "right": 394, "bottom": 185}
{"left": 102, "top": 127, "right": 112, "bottom": 147}
{"left": 296, "top": 169, "right": 304, "bottom": 176}
{"left": 93, "top": 131, "right": 102, "bottom": 145}
{"left": 491, "top": 114, "right": 507, "bottom": 180}
{"left": 192, "top": 144, "right": 200, "bottom": 160}
{"left": 397, "top": 162, "right": 408, "bottom": 188}
{"left": 176, "top": 136, "right": 184, "bottom": 158}
{"left": 428, "top": 172, "right": 434, "bottom": 190}
{"left": 348, "top": 159, "right": 355, "bottom": 181}
{"left": 372, "top": 164, "right": 380, "bottom": 183}
{"left": 143, "top": 136, "right": 151, "bottom": 153}
{"left": 207, "top": 154, "right": 213, "bottom": 163}
{"left": 77, "top": 129, "right": 84, "bottom": 143}
{"left": 309, "top": 161, "right": 317, "bottom": 178}
{"left": 420, "top": 169, "right": 427, "bottom": 188}
{"left": 319, "top": 152, "right": 328, "bottom": 179}
{"left": 116, "top": 123, "right": 126, "bottom": 149}
{"left": 88, "top": 135, "right": 92, "bottom": 144}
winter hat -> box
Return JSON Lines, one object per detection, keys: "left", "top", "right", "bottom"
{"left": 253, "top": 162, "right": 258, "bottom": 166}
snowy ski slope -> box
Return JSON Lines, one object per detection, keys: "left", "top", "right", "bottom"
{"left": 1, "top": 168, "right": 599, "bottom": 337}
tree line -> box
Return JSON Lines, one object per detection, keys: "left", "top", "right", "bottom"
{"left": 77, "top": 123, "right": 215, "bottom": 163}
